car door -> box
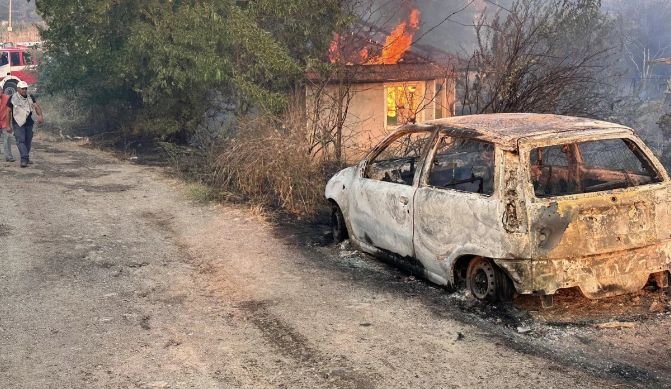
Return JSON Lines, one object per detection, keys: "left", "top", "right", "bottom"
{"left": 349, "top": 128, "right": 435, "bottom": 257}
{"left": 413, "top": 134, "right": 505, "bottom": 276}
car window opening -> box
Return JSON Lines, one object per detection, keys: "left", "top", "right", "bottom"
{"left": 531, "top": 138, "right": 663, "bottom": 197}
{"left": 365, "top": 132, "right": 433, "bottom": 185}
{"left": 427, "top": 136, "right": 495, "bottom": 195}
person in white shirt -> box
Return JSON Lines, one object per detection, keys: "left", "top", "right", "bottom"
{"left": 7, "top": 81, "right": 43, "bottom": 168}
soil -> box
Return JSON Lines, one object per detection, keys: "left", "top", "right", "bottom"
{"left": 1, "top": 136, "right": 670, "bottom": 388}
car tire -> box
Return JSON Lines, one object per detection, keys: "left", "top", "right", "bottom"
{"left": 331, "top": 203, "right": 348, "bottom": 243}
{"left": 466, "top": 257, "right": 514, "bottom": 303}
{"left": 3, "top": 80, "right": 17, "bottom": 96}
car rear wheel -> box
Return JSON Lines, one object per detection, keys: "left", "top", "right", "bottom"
{"left": 466, "top": 257, "right": 514, "bottom": 302}
{"left": 331, "top": 203, "right": 348, "bottom": 243}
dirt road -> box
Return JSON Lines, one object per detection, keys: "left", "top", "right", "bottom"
{"left": 1, "top": 137, "right": 670, "bottom": 388}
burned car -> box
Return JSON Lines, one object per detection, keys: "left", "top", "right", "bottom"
{"left": 325, "top": 114, "right": 671, "bottom": 303}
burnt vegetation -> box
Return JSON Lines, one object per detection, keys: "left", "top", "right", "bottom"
{"left": 460, "top": 0, "right": 618, "bottom": 117}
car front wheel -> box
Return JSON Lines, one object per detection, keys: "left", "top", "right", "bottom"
{"left": 466, "top": 257, "right": 514, "bottom": 302}
{"left": 331, "top": 203, "right": 348, "bottom": 243}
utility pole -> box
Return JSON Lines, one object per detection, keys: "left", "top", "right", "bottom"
{"left": 7, "top": 0, "right": 13, "bottom": 43}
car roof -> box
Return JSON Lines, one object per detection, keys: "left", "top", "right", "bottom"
{"left": 421, "top": 113, "right": 633, "bottom": 149}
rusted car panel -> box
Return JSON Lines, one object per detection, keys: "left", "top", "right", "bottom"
{"left": 495, "top": 244, "right": 671, "bottom": 298}
{"left": 527, "top": 192, "right": 660, "bottom": 259}
{"left": 325, "top": 113, "right": 671, "bottom": 301}
{"left": 412, "top": 146, "right": 531, "bottom": 284}
{"left": 442, "top": 114, "right": 632, "bottom": 149}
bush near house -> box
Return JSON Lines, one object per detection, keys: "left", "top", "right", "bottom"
{"left": 214, "top": 113, "right": 344, "bottom": 218}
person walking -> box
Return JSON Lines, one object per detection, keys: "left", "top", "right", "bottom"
{"left": 0, "top": 92, "right": 15, "bottom": 162}
{"left": 8, "top": 81, "right": 43, "bottom": 168}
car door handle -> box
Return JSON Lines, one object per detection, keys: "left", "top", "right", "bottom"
{"left": 399, "top": 196, "right": 409, "bottom": 205}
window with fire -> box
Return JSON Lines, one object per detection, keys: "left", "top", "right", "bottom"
{"left": 530, "top": 138, "right": 663, "bottom": 197}
{"left": 386, "top": 84, "right": 421, "bottom": 127}
{"left": 434, "top": 81, "right": 447, "bottom": 120}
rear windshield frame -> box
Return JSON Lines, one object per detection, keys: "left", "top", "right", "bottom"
{"left": 528, "top": 137, "right": 664, "bottom": 198}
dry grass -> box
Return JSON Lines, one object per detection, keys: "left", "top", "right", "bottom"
{"left": 213, "top": 114, "right": 342, "bottom": 219}
{"left": 185, "top": 182, "right": 231, "bottom": 203}
{"left": 247, "top": 204, "right": 270, "bottom": 221}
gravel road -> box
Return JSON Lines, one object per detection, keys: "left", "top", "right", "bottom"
{"left": 1, "top": 137, "right": 670, "bottom": 388}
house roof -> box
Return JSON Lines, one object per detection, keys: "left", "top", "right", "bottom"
{"left": 420, "top": 113, "right": 633, "bottom": 149}
{"left": 306, "top": 62, "right": 452, "bottom": 84}
{"left": 353, "top": 21, "right": 457, "bottom": 66}
{"left": 310, "top": 21, "right": 457, "bottom": 84}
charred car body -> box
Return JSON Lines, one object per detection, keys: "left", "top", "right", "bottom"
{"left": 326, "top": 114, "right": 671, "bottom": 303}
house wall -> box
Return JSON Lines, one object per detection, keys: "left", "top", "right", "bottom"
{"left": 306, "top": 77, "right": 456, "bottom": 162}
{"left": 341, "top": 83, "right": 386, "bottom": 161}
{"left": 305, "top": 82, "right": 385, "bottom": 162}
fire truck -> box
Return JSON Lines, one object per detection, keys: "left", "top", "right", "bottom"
{"left": 0, "top": 45, "right": 40, "bottom": 95}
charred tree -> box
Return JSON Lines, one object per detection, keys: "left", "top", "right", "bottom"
{"left": 460, "top": 0, "right": 619, "bottom": 118}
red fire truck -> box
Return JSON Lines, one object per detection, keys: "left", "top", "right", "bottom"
{"left": 0, "top": 45, "right": 39, "bottom": 95}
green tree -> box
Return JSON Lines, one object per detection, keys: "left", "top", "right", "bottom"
{"left": 245, "top": 0, "right": 348, "bottom": 63}
{"left": 36, "top": 0, "right": 346, "bottom": 138}
{"left": 125, "top": 1, "right": 300, "bottom": 136}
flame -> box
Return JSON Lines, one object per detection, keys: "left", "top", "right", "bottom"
{"left": 327, "top": 8, "right": 421, "bottom": 65}
{"left": 368, "top": 8, "right": 421, "bottom": 65}
{"left": 359, "top": 47, "right": 370, "bottom": 62}
{"left": 328, "top": 33, "right": 341, "bottom": 64}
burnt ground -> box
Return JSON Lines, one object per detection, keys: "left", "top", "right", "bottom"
{"left": 320, "top": 247, "right": 671, "bottom": 383}
{"left": 1, "top": 136, "right": 670, "bottom": 388}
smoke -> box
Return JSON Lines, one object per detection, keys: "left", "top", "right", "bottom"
{"left": 364, "top": 0, "right": 671, "bottom": 67}
{"left": 0, "top": 0, "right": 41, "bottom": 24}
{"left": 413, "top": 0, "right": 502, "bottom": 54}
{"left": 603, "top": 0, "right": 671, "bottom": 97}
{"left": 358, "top": 0, "right": 514, "bottom": 55}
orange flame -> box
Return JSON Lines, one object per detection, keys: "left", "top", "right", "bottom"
{"left": 327, "top": 8, "right": 421, "bottom": 65}
{"left": 359, "top": 47, "right": 370, "bottom": 62}
{"left": 328, "top": 33, "right": 341, "bottom": 64}
{"left": 368, "top": 8, "right": 421, "bottom": 65}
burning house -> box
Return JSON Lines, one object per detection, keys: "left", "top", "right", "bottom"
{"left": 306, "top": 7, "right": 456, "bottom": 161}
